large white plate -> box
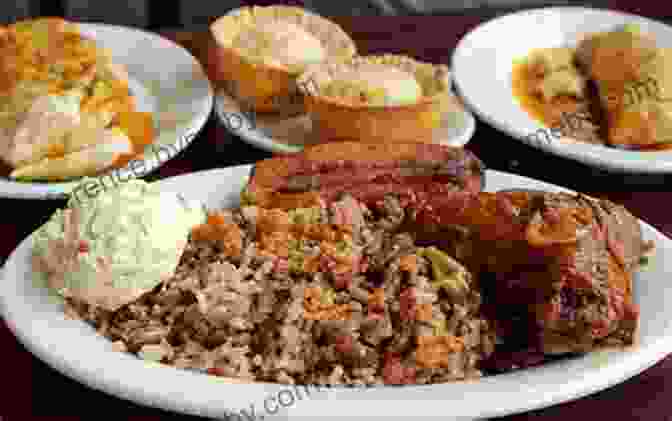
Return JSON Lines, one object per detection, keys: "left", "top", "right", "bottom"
{"left": 1, "top": 166, "right": 671, "bottom": 420}
{"left": 0, "top": 23, "right": 213, "bottom": 200}
{"left": 452, "top": 7, "right": 672, "bottom": 174}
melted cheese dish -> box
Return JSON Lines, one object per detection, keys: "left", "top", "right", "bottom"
{"left": 231, "top": 20, "right": 326, "bottom": 73}
{"left": 0, "top": 18, "right": 154, "bottom": 181}
{"left": 319, "top": 64, "right": 423, "bottom": 106}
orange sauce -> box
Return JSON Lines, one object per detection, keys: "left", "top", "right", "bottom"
{"left": 511, "top": 60, "right": 586, "bottom": 129}
{"left": 512, "top": 57, "right": 672, "bottom": 151}
{"left": 114, "top": 110, "right": 156, "bottom": 167}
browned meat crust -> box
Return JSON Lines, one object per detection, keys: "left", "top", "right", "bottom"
{"left": 409, "top": 189, "right": 645, "bottom": 353}
{"left": 241, "top": 146, "right": 645, "bottom": 356}
{"left": 243, "top": 142, "right": 486, "bottom": 209}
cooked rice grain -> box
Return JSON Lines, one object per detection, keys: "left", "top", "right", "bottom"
{"left": 65, "top": 194, "right": 497, "bottom": 385}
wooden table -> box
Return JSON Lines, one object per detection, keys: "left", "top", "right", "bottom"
{"left": 3, "top": 10, "right": 672, "bottom": 421}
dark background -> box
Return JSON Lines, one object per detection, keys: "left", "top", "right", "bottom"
{"left": 3, "top": 0, "right": 665, "bottom": 30}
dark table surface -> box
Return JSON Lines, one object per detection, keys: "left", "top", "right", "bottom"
{"left": 3, "top": 8, "right": 672, "bottom": 421}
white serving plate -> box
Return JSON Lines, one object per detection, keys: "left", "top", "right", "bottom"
{"left": 1, "top": 166, "right": 671, "bottom": 420}
{"left": 0, "top": 23, "right": 213, "bottom": 199}
{"left": 452, "top": 7, "right": 672, "bottom": 174}
{"left": 214, "top": 88, "right": 476, "bottom": 154}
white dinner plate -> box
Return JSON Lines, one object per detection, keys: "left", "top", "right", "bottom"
{"left": 452, "top": 7, "right": 672, "bottom": 174}
{"left": 214, "top": 87, "right": 476, "bottom": 154}
{"left": 1, "top": 166, "right": 671, "bottom": 420}
{"left": 0, "top": 23, "right": 213, "bottom": 200}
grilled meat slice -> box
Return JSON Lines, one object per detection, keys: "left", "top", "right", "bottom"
{"left": 242, "top": 142, "right": 485, "bottom": 210}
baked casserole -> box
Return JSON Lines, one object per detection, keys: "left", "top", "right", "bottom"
{"left": 210, "top": 5, "right": 357, "bottom": 114}
{"left": 297, "top": 54, "right": 455, "bottom": 144}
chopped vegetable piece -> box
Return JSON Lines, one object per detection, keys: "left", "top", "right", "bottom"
{"left": 421, "top": 246, "right": 469, "bottom": 296}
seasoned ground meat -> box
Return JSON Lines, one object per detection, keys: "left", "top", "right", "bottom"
{"left": 65, "top": 190, "right": 644, "bottom": 384}
{"left": 65, "top": 194, "right": 496, "bottom": 385}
